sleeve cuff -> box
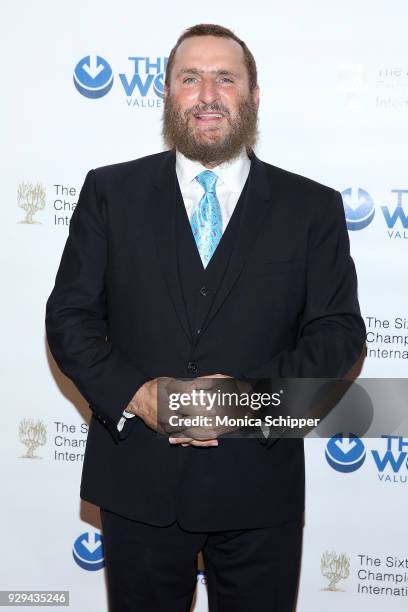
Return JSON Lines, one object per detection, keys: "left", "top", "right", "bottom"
{"left": 117, "top": 409, "right": 136, "bottom": 432}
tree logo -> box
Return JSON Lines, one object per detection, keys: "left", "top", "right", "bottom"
{"left": 321, "top": 551, "right": 350, "bottom": 591}
{"left": 17, "top": 181, "right": 46, "bottom": 224}
{"left": 18, "top": 418, "right": 47, "bottom": 459}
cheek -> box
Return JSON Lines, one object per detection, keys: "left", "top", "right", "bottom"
{"left": 177, "top": 90, "right": 199, "bottom": 109}
{"left": 221, "top": 92, "right": 240, "bottom": 114}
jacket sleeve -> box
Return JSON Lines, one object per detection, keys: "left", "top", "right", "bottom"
{"left": 241, "top": 189, "right": 366, "bottom": 446}
{"left": 45, "top": 169, "right": 150, "bottom": 444}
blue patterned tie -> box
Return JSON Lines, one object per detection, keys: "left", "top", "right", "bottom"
{"left": 190, "top": 170, "right": 223, "bottom": 268}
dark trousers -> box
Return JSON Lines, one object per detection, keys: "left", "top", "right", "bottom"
{"left": 100, "top": 508, "right": 303, "bottom": 612}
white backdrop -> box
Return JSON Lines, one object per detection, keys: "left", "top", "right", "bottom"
{"left": 2, "top": 1, "right": 408, "bottom": 610}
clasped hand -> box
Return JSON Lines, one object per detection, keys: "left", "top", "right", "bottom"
{"left": 128, "top": 374, "right": 253, "bottom": 448}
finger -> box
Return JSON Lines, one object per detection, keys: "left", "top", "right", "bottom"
{"left": 168, "top": 437, "right": 193, "bottom": 445}
{"left": 189, "top": 378, "right": 216, "bottom": 390}
{"left": 191, "top": 374, "right": 233, "bottom": 391}
{"left": 198, "top": 373, "right": 232, "bottom": 378}
{"left": 182, "top": 427, "right": 218, "bottom": 440}
{"left": 166, "top": 378, "right": 197, "bottom": 394}
{"left": 186, "top": 439, "right": 219, "bottom": 447}
{"left": 205, "top": 374, "right": 233, "bottom": 378}
{"left": 168, "top": 436, "right": 218, "bottom": 447}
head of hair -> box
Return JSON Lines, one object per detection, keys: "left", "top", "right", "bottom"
{"left": 165, "top": 23, "right": 258, "bottom": 92}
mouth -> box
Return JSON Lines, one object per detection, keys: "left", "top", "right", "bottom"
{"left": 193, "top": 112, "right": 225, "bottom": 123}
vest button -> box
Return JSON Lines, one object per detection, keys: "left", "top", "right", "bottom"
{"left": 200, "top": 286, "right": 208, "bottom": 296}
{"left": 187, "top": 361, "right": 198, "bottom": 373}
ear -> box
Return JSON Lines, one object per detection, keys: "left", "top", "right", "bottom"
{"left": 164, "top": 83, "right": 170, "bottom": 100}
{"left": 251, "top": 85, "right": 260, "bottom": 109}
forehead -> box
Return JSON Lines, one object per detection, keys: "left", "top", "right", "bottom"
{"left": 172, "top": 35, "right": 246, "bottom": 74}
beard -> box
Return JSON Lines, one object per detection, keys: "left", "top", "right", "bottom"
{"left": 162, "top": 93, "right": 259, "bottom": 166}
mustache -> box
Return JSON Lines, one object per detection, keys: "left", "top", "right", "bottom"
{"left": 185, "top": 103, "right": 230, "bottom": 118}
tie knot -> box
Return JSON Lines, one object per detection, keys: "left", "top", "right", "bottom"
{"left": 195, "top": 170, "right": 218, "bottom": 194}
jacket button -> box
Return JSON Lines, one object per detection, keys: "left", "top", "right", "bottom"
{"left": 200, "top": 286, "right": 208, "bottom": 296}
{"left": 187, "top": 361, "right": 198, "bottom": 373}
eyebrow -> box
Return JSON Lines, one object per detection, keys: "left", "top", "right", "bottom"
{"left": 176, "top": 68, "right": 239, "bottom": 78}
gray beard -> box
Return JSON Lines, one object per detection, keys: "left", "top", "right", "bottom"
{"left": 162, "top": 95, "right": 259, "bottom": 166}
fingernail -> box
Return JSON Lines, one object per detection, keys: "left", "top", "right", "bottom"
{"left": 169, "top": 438, "right": 176, "bottom": 444}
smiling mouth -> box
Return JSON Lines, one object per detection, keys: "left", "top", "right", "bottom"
{"left": 193, "top": 112, "right": 225, "bottom": 122}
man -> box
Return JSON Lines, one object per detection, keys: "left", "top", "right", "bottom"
{"left": 45, "top": 23, "right": 366, "bottom": 612}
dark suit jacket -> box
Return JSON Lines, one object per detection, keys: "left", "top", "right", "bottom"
{"left": 45, "top": 149, "right": 366, "bottom": 530}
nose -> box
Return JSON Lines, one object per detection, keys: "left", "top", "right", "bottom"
{"left": 198, "top": 78, "right": 220, "bottom": 105}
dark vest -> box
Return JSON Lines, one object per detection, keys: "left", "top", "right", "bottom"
{"left": 175, "top": 175, "right": 249, "bottom": 347}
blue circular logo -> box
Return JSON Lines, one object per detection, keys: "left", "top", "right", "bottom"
{"left": 153, "top": 73, "right": 165, "bottom": 99}
{"left": 341, "top": 187, "right": 375, "bottom": 231}
{"left": 72, "top": 531, "right": 104, "bottom": 571}
{"left": 325, "top": 433, "right": 366, "bottom": 473}
{"left": 73, "top": 56, "right": 113, "bottom": 99}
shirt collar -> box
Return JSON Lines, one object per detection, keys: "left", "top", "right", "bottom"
{"left": 175, "top": 147, "right": 251, "bottom": 194}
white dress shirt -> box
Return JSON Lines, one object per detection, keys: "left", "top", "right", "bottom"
{"left": 116, "top": 147, "right": 251, "bottom": 432}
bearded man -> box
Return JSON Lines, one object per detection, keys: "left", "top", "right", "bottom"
{"left": 45, "top": 23, "right": 366, "bottom": 612}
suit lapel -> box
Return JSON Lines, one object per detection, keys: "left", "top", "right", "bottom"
{"left": 199, "top": 151, "right": 273, "bottom": 334}
{"left": 151, "top": 149, "right": 192, "bottom": 343}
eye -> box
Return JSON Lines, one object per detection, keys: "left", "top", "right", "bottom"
{"left": 219, "top": 77, "right": 234, "bottom": 83}
{"left": 183, "top": 77, "right": 197, "bottom": 84}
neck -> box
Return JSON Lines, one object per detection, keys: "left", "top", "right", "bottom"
{"left": 196, "top": 147, "right": 249, "bottom": 169}
{"left": 201, "top": 161, "right": 219, "bottom": 169}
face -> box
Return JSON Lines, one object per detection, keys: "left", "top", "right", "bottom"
{"left": 162, "top": 35, "right": 259, "bottom": 166}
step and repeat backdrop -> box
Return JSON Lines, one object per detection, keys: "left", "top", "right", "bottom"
{"left": 2, "top": 1, "right": 407, "bottom": 610}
